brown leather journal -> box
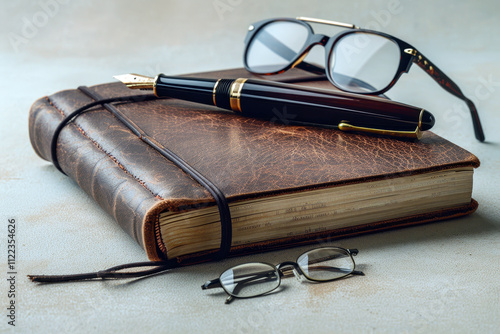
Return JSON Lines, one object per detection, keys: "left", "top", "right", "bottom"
{"left": 28, "top": 67, "right": 479, "bottom": 264}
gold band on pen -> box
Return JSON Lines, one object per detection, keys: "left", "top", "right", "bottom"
{"left": 229, "top": 78, "right": 247, "bottom": 113}
{"left": 153, "top": 74, "right": 159, "bottom": 97}
{"left": 212, "top": 79, "right": 221, "bottom": 106}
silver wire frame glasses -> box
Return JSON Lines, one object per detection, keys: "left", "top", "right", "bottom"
{"left": 202, "top": 246, "right": 364, "bottom": 304}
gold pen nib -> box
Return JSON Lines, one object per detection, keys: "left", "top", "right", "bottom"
{"left": 113, "top": 73, "right": 155, "bottom": 90}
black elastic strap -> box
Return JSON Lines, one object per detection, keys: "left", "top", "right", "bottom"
{"left": 50, "top": 94, "right": 159, "bottom": 174}
{"left": 28, "top": 259, "right": 179, "bottom": 283}
{"left": 34, "top": 88, "right": 233, "bottom": 282}
{"left": 76, "top": 86, "right": 232, "bottom": 260}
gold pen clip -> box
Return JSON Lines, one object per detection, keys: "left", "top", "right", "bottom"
{"left": 338, "top": 122, "right": 422, "bottom": 140}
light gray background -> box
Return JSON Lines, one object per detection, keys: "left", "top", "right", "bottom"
{"left": 1, "top": 0, "right": 499, "bottom": 333}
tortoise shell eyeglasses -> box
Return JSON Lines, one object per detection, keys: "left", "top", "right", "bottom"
{"left": 243, "top": 17, "right": 485, "bottom": 142}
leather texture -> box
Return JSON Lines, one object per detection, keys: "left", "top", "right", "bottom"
{"left": 29, "top": 67, "right": 480, "bottom": 261}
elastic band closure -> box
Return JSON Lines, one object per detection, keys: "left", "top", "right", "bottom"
{"left": 45, "top": 87, "right": 232, "bottom": 279}
{"left": 28, "top": 259, "right": 180, "bottom": 283}
{"left": 50, "top": 94, "right": 159, "bottom": 174}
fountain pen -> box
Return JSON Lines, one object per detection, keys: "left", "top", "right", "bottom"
{"left": 114, "top": 74, "right": 434, "bottom": 139}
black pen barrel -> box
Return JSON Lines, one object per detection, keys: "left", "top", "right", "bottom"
{"left": 237, "top": 79, "right": 429, "bottom": 131}
{"left": 154, "top": 75, "right": 434, "bottom": 132}
{"left": 155, "top": 74, "right": 217, "bottom": 106}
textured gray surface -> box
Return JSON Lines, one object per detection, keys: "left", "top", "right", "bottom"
{"left": 1, "top": 0, "right": 499, "bottom": 333}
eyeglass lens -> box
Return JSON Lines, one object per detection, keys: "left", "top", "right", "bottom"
{"left": 330, "top": 33, "right": 400, "bottom": 93}
{"left": 220, "top": 262, "right": 280, "bottom": 298}
{"left": 297, "top": 247, "right": 354, "bottom": 281}
{"left": 246, "top": 21, "right": 402, "bottom": 94}
{"left": 245, "top": 21, "right": 309, "bottom": 74}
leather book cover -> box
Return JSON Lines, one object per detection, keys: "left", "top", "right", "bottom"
{"left": 28, "top": 67, "right": 480, "bottom": 262}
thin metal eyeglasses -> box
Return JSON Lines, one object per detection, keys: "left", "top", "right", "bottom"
{"left": 201, "top": 246, "right": 364, "bottom": 304}
{"left": 243, "top": 17, "right": 485, "bottom": 142}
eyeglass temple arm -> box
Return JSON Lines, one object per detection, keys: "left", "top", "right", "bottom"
{"left": 224, "top": 272, "right": 282, "bottom": 304}
{"left": 226, "top": 273, "right": 278, "bottom": 304}
{"left": 205, "top": 265, "right": 362, "bottom": 292}
{"left": 202, "top": 271, "right": 278, "bottom": 304}
{"left": 201, "top": 269, "right": 277, "bottom": 290}
{"left": 281, "top": 266, "right": 364, "bottom": 277}
{"left": 406, "top": 48, "right": 485, "bottom": 142}
{"left": 201, "top": 278, "right": 221, "bottom": 290}
{"left": 280, "top": 249, "right": 363, "bottom": 277}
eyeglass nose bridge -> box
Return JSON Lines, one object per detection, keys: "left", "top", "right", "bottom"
{"left": 276, "top": 261, "right": 305, "bottom": 278}
{"left": 302, "top": 33, "right": 330, "bottom": 54}
{"left": 309, "top": 33, "right": 330, "bottom": 46}
{"left": 291, "top": 34, "right": 330, "bottom": 69}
